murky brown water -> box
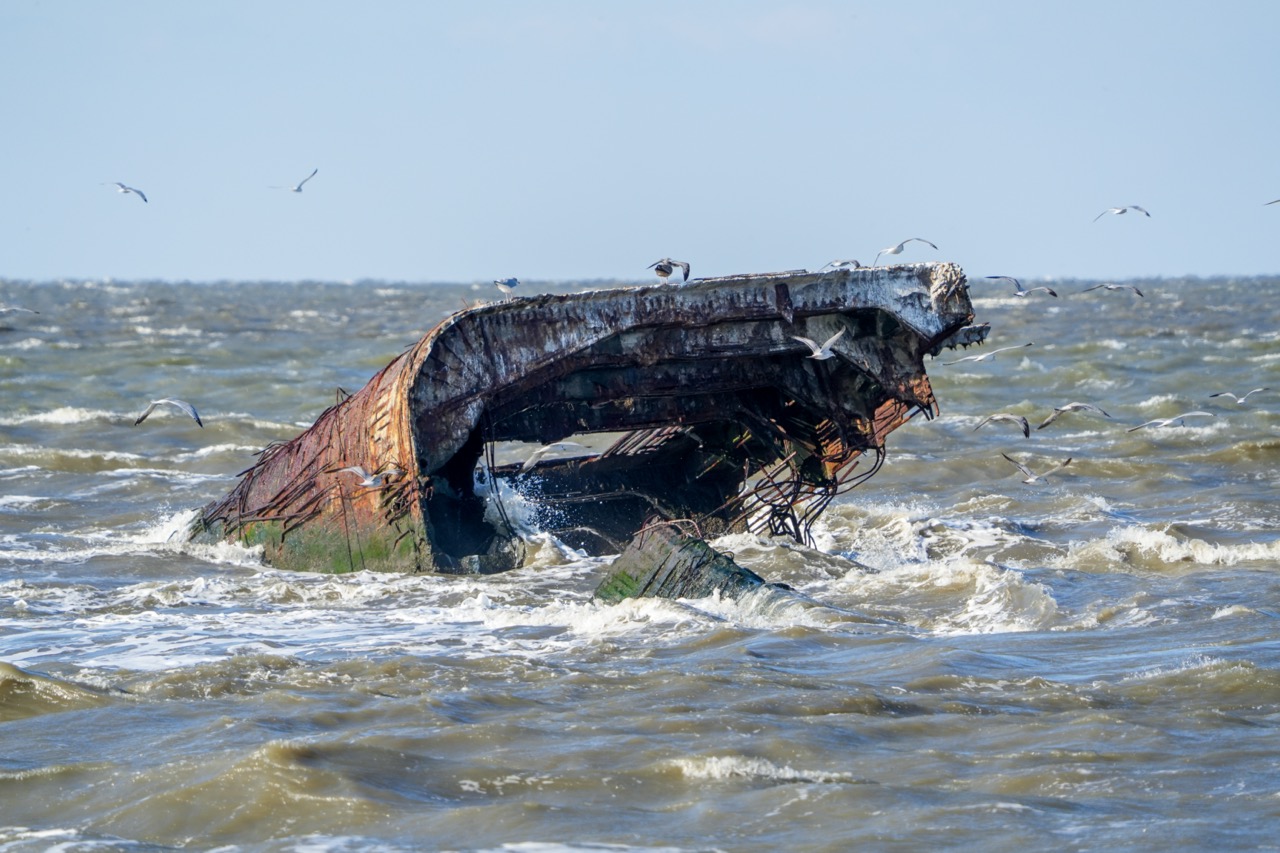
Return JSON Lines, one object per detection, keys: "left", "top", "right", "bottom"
{"left": 2, "top": 276, "right": 1278, "bottom": 851}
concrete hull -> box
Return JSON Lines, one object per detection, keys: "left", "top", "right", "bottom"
{"left": 192, "top": 263, "right": 981, "bottom": 574}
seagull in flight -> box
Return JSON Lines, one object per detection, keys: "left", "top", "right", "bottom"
{"left": 133, "top": 398, "right": 203, "bottom": 428}
{"left": 336, "top": 465, "right": 401, "bottom": 488}
{"left": 974, "top": 413, "right": 1030, "bottom": 438}
{"left": 1002, "top": 453, "right": 1072, "bottom": 484}
{"left": 274, "top": 168, "right": 318, "bottom": 192}
{"left": 1082, "top": 283, "right": 1144, "bottom": 297}
{"left": 111, "top": 182, "right": 148, "bottom": 203}
{"left": 0, "top": 305, "right": 39, "bottom": 315}
{"left": 873, "top": 238, "right": 937, "bottom": 267}
{"left": 822, "top": 259, "right": 864, "bottom": 270}
{"left": 1209, "top": 388, "right": 1270, "bottom": 404}
{"left": 984, "top": 275, "right": 1058, "bottom": 298}
{"left": 494, "top": 277, "right": 519, "bottom": 294}
{"left": 648, "top": 258, "right": 691, "bottom": 283}
{"left": 791, "top": 327, "right": 846, "bottom": 360}
{"left": 942, "top": 342, "right": 1033, "bottom": 365}
{"left": 1267, "top": 199, "right": 1279, "bottom": 205}
{"left": 1036, "top": 402, "right": 1111, "bottom": 430}
{"left": 1093, "top": 205, "right": 1150, "bottom": 222}
{"left": 1126, "top": 411, "right": 1216, "bottom": 432}
{"left": 520, "top": 441, "right": 586, "bottom": 472}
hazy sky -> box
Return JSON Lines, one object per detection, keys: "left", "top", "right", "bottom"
{"left": 2, "top": 1, "right": 1277, "bottom": 284}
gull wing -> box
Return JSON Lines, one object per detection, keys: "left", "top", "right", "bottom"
{"left": 975, "top": 414, "right": 1030, "bottom": 438}
{"left": 819, "top": 327, "right": 847, "bottom": 351}
{"left": 135, "top": 398, "right": 202, "bottom": 427}
{"left": 1001, "top": 453, "right": 1035, "bottom": 480}
{"left": 790, "top": 335, "right": 821, "bottom": 356}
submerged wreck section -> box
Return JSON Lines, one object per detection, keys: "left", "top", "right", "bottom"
{"left": 193, "top": 263, "right": 982, "bottom": 574}
{"left": 594, "top": 522, "right": 781, "bottom": 605}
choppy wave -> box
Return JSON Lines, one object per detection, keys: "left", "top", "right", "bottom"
{"left": 1063, "top": 524, "right": 1280, "bottom": 573}
{"left": 672, "top": 754, "right": 868, "bottom": 785}
{"left": 3, "top": 277, "right": 1280, "bottom": 850}
{"left": 131, "top": 324, "right": 206, "bottom": 338}
{"left": 0, "top": 493, "right": 49, "bottom": 510}
{"left": 0, "top": 337, "right": 51, "bottom": 351}
{"left": 0, "top": 407, "right": 123, "bottom": 426}
{"left": 0, "top": 827, "right": 152, "bottom": 852}
{"left": 0, "top": 662, "right": 112, "bottom": 722}
{"left": 1106, "top": 656, "right": 1280, "bottom": 709}
{"left": 0, "top": 508, "right": 258, "bottom": 567}
{"left": 834, "top": 556, "right": 1062, "bottom": 635}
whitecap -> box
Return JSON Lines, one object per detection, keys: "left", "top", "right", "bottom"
{"left": 672, "top": 754, "right": 863, "bottom": 785}
{"left": 0, "top": 407, "right": 119, "bottom": 426}
{"left": 0, "top": 444, "right": 145, "bottom": 464}
{"left": 131, "top": 324, "right": 204, "bottom": 338}
{"left": 0, "top": 509, "right": 262, "bottom": 571}
{"left": 212, "top": 411, "right": 302, "bottom": 431}
{"left": 835, "top": 556, "right": 1061, "bottom": 635}
{"left": 97, "top": 468, "right": 230, "bottom": 484}
{"left": 173, "top": 443, "right": 263, "bottom": 461}
{"left": 0, "top": 494, "right": 46, "bottom": 509}
{"left": 1076, "top": 524, "right": 1280, "bottom": 570}
{"left": 1136, "top": 394, "right": 1186, "bottom": 410}
{"left": 0, "top": 337, "right": 45, "bottom": 351}
{"left": 681, "top": 585, "right": 836, "bottom": 629}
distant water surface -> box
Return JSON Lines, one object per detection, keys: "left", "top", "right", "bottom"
{"left": 0, "top": 275, "right": 1278, "bottom": 852}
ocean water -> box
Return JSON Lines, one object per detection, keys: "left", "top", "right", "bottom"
{"left": 0, "top": 275, "right": 1278, "bottom": 852}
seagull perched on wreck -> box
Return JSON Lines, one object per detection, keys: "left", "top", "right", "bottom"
{"left": 133, "top": 398, "right": 203, "bottom": 428}
{"left": 791, "top": 327, "right": 846, "bottom": 360}
{"left": 1093, "top": 205, "right": 1150, "bottom": 222}
{"left": 273, "top": 168, "right": 318, "bottom": 193}
{"left": 942, "top": 342, "right": 1033, "bottom": 366}
{"left": 1036, "top": 402, "right": 1111, "bottom": 431}
{"left": 1126, "top": 411, "right": 1215, "bottom": 432}
{"left": 873, "top": 238, "right": 937, "bottom": 267}
{"left": 1082, "top": 283, "right": 1144, "bottom": 298}
{"left": 984, "top": 276, "right": 1058, "bottom": 298}
{"left": 337, "top": 465, "right": 401, "bottom": 488}
{"left": 494, "top": 277, "right": 519, "bottom": 294}
{"left": 1208, "top": 388, "right": 1270, "bottom": 404}
{"left": 974, "top": 413, "right": 1030, "bottom": 438}
{"left": 1002, "top": 453, "right": 1072, "bottom": 484}
{"left": 648, "top": 258, "right": 690, "bottom": 283}
{"left": 110, "top": 182, "right": 148, "bottom": 203}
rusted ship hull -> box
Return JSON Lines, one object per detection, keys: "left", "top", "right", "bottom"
{"left": 191, "top": 263, "right": 982, "bottom": 574}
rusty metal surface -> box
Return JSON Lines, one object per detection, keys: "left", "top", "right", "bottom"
{"left": 193, "top": 262, "right": 979, "bottom": 573}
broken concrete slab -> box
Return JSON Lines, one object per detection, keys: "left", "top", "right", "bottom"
{"left": 593, "top": 521, "right": 782, "bottom": 604}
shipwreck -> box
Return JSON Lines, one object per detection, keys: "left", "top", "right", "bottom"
{"left": 191, "top": 263, "right": 984, "bottom": 594}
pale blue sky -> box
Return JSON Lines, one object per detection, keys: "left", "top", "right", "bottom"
{"left": 2, "top": 1, "right": 1277, "bottom": 283}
